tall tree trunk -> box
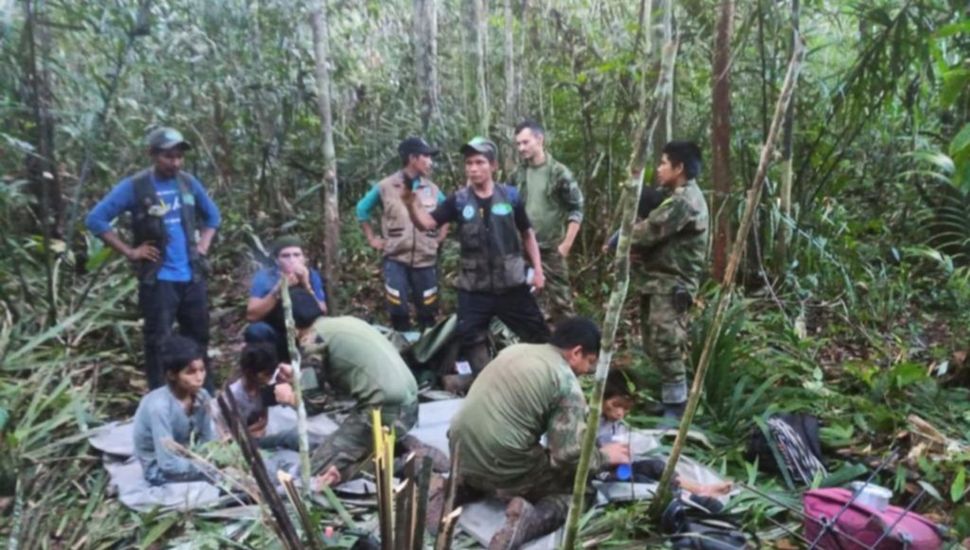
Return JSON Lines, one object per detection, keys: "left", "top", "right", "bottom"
{"left": 502, "top": 0, "right": 517, "bottom": 171}
{"left": 711, "top": 0, "right": 734, "bottom": 281}
{"left": 662, "top": 0, "right": 674, "bottom": 142}
{"left": 413, "top": 0, "right": 440, "bottom": 133}
{"left": 310, "top": 4, "right": 340, "bottom": 305}
{"left": 774, "top": 0, "right": 800, "bottom": 269}
{"left": 463, "top": 0, "right": 489, "bottom": 135}
{"left": 649, "top": 38, "right": 805, "bottom": 521}
{"left": 562, "top": 27, "right": 680, "bottom": 550}
{"left": 23, "top": 0, "right": 60, "bottom": 322}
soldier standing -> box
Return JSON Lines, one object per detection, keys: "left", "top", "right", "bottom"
{"left": 512, "top": 119, "right": 584, "bottom": 323}
{"left": 631, "top": 141, "right": 709, "bottom": 420}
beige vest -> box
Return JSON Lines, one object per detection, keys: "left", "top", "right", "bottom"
{"left": 378, "top": 170, "right": 441, "bottom": 268}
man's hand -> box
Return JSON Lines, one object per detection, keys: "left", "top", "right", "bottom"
{"left": 248, "top": 415, "right": 268, "bottom": 438}
{"left": 196, "top": 241, "right": 210, "bottom": 256}
{"left": 274, "top": 383, "right": 296, "bottom": 406}
{"left": 311, "top": 465, "right": 342, "bottom": 491}
{"left": 400, "top": 177, "right": 416, "bottom": 206}
{"left": 557, "top": 241, "right": 572, "bottom": 258}
{"left": 601, "top": 442, "right": 631, "bottom": 465}
{"left": 276, "top": 363, "right": 293, "bottom": 384}
{"left": 368, "top": 236, "right": 386, "bottom": 251}
{"left": 127, "top": 242, "right": 161, "bottom": 262}
{"left": 532, "top": 268, "right": 545, "bottom": 292}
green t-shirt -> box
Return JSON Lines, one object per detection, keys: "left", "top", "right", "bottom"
{"left": 450, "top": 343, "right": 604, "bottom": 485}
{"left": 301, "top": 316, "right": 418, "bottom": 411}
{"left": 515, "top": 155, "right": 585, "bottom": 249}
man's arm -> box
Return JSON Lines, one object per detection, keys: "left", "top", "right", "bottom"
{"left": 558, "top": 221, "right": 581, "bottom": 258}
{"left": 521, "top": 228, "right": 545, "bottom": 291}
{"left": 547, "top": 380, "right": 610, "bottom": 473}
{"left": 630, "top": 196, "right": 691, "bottom": 249}
{"left": 356, "top": 185, "right": 385, "bottom": 250}
{"left": 558, "top": 168, "right": 585, "bottom": 257}
{"left": 402, "top": 185, "right": 442, "bottom": 231}
{"left": 85, "top": 180, "right": 161, "bottom": 261}
{"left": 246, "top": 282, "right": 281, "bottom": 322}
{"left": 191, "top": 178, "right": 221, "bottom": 255}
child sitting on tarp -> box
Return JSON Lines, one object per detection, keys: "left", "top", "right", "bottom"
{"left": 218, "top": 342, "right": 299, "bottom": 450}
{"left": 596, "top": 377, "right": 732, "bottom": 498}
{"left": 133, "top": 334, "right": 216, "bottom": 485}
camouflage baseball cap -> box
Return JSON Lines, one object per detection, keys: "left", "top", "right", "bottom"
{"left": 146, "top": 127, "right": 191, "bottom": 151}
{"left": 460, "top": 136, "right": 498, "bottom": 161}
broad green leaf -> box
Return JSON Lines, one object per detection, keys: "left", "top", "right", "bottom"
{"left": 953, "top": 467, "right": 966, "bottom": 503}
{"left": 950, "top": 123, "right": 970, "bottom": 162}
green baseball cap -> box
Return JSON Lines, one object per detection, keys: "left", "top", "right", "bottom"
{"left": 460, "top": 136, "right": 498, "bottom": 161}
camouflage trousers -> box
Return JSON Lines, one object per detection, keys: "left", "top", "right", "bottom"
{"left": 457, "top": 458, "right": 582, "bottom": 519}
{"left": 640, "top": 292, "right": 691, "bottom": 404}
{"left": 537, "top": 248, "right": 575, "bottom": 325}
{"left": 310, "top": 400, "right": 419, "bottom": 479}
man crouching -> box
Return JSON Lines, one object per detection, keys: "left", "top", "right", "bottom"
{"left": 448, "top": 317, "right": 630, "bottom": 549}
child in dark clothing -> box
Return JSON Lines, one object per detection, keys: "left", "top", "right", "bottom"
{"left": 217, "top": 342, "right": 298, "bottom": 449}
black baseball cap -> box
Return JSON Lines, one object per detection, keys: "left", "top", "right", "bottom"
{"left": 146, "top": 127, "right": 191, "bottom": 151}
{"left": 460, "top": 136, "right": 498, "bottom": 161}
{"left": 398, "top": 137, "right": 439, "bottom": 158}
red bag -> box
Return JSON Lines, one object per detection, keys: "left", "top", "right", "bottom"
{"left": 802, "top": 488, "right": 943, "bottom": 550}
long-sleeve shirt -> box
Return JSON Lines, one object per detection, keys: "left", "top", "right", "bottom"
{"left": 132, "top": 385, "right": 216, "bottom": 485}
{"left": 85, "top": 171, "right": 221, "bottom": 282}
{"left": 450, "top": 343, "right": 607, "bottom": 487}
{"left": 512, "top": 154, "right": 584, "bottom": 249}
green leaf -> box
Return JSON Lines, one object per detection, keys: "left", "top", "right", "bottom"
{"left": 139, "top": 515, "right": 179, "bottom": 549}
{"left": 952, "top": 467, "right": 966, "bottom": 503}
{"left": 942, "top": 69, "right": 970, "bottom": 108}
{"left": 950, "top": 123, "right": 970, "bottom": 162}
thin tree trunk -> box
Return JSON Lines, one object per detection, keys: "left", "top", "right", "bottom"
{"left": 413, "top": 0, "right": 440, "bottom": 133}
{"left": 648, "top": 37, "right": 805, "bottom": 521}
{"left": 662, "top": 0, "right": 674, "bottom": 142}
{"left": 310, "top": 5, "right": 340, "bottom": 306}
{"left": 562, "top": 31, "right": 681, "bottom": 550}
{"left": 711, "top": 0, "right": 734, "bottom": 281}
{"left": 503, "top": 0, "right": 517, "bottom": 170}
{"left": 463, "top": 0, "right": 489, "bottom": 135}
{"left": 280, "top": 280, "right": 312, "bottom": 494}
{"left": 774, "top": 0, "right": 799, "bottom": 269}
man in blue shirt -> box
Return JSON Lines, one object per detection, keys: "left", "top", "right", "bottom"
{"left": 86, "top": 127, "right": 221, "bottom": 390}
{"left": 245, "top": 235, "right": 327, "bottom": 359}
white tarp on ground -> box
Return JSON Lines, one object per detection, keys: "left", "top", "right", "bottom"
{"left": 88, "top": 397, "right": 731, "bottom": 549}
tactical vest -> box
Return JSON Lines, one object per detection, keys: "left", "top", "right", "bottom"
{"left": 378, "top": 171, "right": 440, "bottom": 268}
{"left": 130, "top": 169, "right": 203, "bottom": 283}
{"left": 455, "top": 184, "right": 527, "bottom": 292}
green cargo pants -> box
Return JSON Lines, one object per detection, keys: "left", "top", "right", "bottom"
{"left": 640, "top": 292, "right": 690, "bottom": 404}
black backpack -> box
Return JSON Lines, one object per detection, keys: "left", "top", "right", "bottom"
{"left": 746, "top": 413, "right": 826, "bottom": 489}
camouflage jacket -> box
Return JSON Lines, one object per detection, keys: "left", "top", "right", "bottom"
{"left": 511, "top": 153, "right": 584, "bottom": 249}
{"left": 631, "top": 179, "right": 709, "bottom": 295}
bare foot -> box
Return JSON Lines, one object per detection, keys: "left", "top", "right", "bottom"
{"left": 310, "top": 466, "right": 342, "bottom": 491}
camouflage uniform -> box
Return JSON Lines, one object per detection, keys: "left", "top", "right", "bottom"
{"left": 630, "top": 180, "right": 709, "bottom": 405}
{"left": 512, "top": 154, "right": 584, "bottom": 323}
{"left": 449, "top": 343, "right": 607, "bottom": 515}
{"left": 300, "top": 316, "right": 419, "bottom": 479}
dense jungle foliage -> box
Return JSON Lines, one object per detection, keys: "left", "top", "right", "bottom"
{"left": 1, "top": 0, "right": 969, "bottom": 547}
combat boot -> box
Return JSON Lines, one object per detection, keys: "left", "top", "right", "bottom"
{"left": 488, "top": 497, "right": 566, "bottom": 550}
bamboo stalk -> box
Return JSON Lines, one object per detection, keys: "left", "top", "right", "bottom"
{"left": 434, "top": 507, "right": 463, "bottom": 550}
{"left": 561, "top": 32, "right": 680, "bottom": 550}
{"left": 411, "top": 455, "right": 433, "bottom": 549}
{"left": 280, "top": 277, "right": 312, "bottom": 494}
{"left": 279, "top": 470, "right": 323, "bottom": 550}
{"left": 648, "top": 36, "right": 806, "bottom": 521}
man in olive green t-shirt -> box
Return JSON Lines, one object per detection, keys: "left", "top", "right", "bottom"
{"left": 448, "top": 318, "right": 629, "bottom": 549}
{"left": 275, "top": 294, "right": 419, "bottom": 487}
{"left": 512, "top": 119, "right": 584, "bottom": 324}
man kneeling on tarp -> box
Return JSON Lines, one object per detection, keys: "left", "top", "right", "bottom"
{"left": 133, "top": 334, "right": 216, "bottom": 485}
{"left": 447, "top": 317, "right": 631, "bottom": 549}
{"left": 272, "top": 292, "right": 423, "bottom": 488}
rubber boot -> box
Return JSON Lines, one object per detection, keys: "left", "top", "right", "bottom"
{"left": 488, "top": 497, "right": 566, "bottom": 550}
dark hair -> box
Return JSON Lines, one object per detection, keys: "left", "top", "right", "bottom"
{"left": 240, "top": 342, "right": 278, "bottom": 375}
{"left": 292, "top": 289, "right": 323, "bottom": 329}
{"left": 159, "top": 334, "right": 204, "bottom": 373}
{"left": 662, "top": 141, "right": 703, "bottom": 179}
{"left": 514, "top": 118, "right": 545, "bottom": 137}
{"left": 549, "top": 317, "right": 601, "bottom": 356}
{"left": 604, "top": 370, "right": 634, "bottom": 402}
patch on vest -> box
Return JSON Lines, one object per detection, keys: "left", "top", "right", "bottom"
{"left": 462, "top": 204, "right": 475, "bottom": 220}
{"left": 490, "top": 202, "right": 512, "bottom": 216}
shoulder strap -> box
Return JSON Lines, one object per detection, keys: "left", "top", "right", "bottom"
{"left": 131, "top": 169, "right": 157, "bottom": 207}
